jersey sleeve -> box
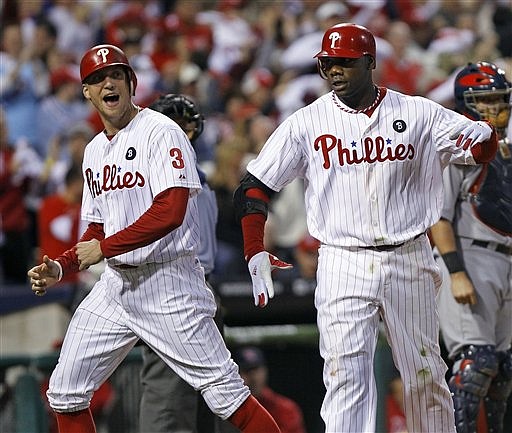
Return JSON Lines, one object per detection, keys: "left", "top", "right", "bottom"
{"left": 148, "top": 127, "right": 202, "bottom": 197}
{"left": 246, "top": 116, "right": 306, "bottom": 191}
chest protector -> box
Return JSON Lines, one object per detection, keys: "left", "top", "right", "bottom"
{"left": 468, "top": 140, "right": 512, "bottom": 235}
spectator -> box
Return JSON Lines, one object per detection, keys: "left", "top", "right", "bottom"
{"left": 209, "top": 138, "right": 250, "bottom": 277}
{"left": 234, "top": 346, "right": 307, "bottom": 433}
{"left": 375, "top": 20, "right": 426, "bottom": 95}
{"left": 36, "top": 65, "right": 91, "bottom": 158}
{"left": 0, "top": 21, "right": 50, "bottom": 154}
{"left": 42, "top": 122, "right": 93, "bottom": 196}
{"left": 46, "top": 1, "right": 96, "bottom": 63}
{"left": 0, "top": 107, "right": 41, "bottom": 284}
{"left": 37, "top": 164, "right": 84, "bottom": 286}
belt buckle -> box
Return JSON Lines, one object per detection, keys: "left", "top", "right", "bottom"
{"left": 487, "top": 241, "right": 499, "bottom": 252}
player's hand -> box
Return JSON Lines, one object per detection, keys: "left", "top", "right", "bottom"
{"left": 449, "top": 120, "right": 492, "bottom": 150}
{"left": 27, "top": 255, "right": 61, "bottom": 296}
{"left": 449, "top": 271, "right": 477, "bottom": 305}
{"left": 76, "top": 239, "right": 104, "bottom": 270}
{"left": 247, "top": 251, "right": 293, "bottom": 307}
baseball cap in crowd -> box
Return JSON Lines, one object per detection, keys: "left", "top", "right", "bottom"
{"left": 233, "top": 346, "right": 266, "bottom": 372}
{"left": 315, "top": 1, "right": 348, "bottom": 21}
{"left": 50, "top": 66, "right": 81, "bottom": 92}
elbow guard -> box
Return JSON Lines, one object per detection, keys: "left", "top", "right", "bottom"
{"left": 233, "top": 172, "right": 275, "bottom": 223}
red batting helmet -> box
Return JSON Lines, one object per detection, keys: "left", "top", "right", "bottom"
{"left": 315, "top": 23, "right": 376, "bottom": 59}
{"left": 80, "top": 44, "right": 137, "bottom": 95}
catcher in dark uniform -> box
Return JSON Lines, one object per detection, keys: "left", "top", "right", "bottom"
{"left": 430, "top": 61, "right": 512, "bottom": 433}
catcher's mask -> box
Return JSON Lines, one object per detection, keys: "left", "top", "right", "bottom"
{"left": 454, "top": 61, "right": 511, "bottom": 134}
{"left": 150, "top": 94, "right": 204, "bottom": 143}
{"left": 314, "top": 23, "right": 376, "bottom": 79}
{"left": 80, "top": 44, "right": 137, "bottom": 96}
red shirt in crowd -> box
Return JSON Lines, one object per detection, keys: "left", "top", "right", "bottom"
{"left": 257, "top": 386, "right": 306, "bottom": 433}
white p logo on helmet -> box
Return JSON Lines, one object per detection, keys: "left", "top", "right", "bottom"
{"left": 97, "top": 48, "right": 110, "bottom": 63}
{"left": 329, "top": 32, "right": 340, "bottom": 49}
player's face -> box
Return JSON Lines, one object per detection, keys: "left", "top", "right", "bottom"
{"left": 472, "top": 93, "right": 511, "bottom": 131}
{"left": 321, "top": 55, "right": 375, "bottom": 107}
{"left": 82, "top": 66, "right": 134, "bottom": 129}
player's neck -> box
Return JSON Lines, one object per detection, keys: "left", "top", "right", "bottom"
{"left": 336, "top": 84, "right": 378, "bottom": 110}
{"left": 102, "top": 104, "right": 141, "bottom": 137}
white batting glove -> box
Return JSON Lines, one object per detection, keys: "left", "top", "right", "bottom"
{"left": 449, "top": 120, "right": 492, "bottom": 150}
{"left": 247, "top": 251, "right": 293, "bottom": 307}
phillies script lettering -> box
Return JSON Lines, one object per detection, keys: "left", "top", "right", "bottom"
{"left": 314, "top": 134, "right": 415, "bottom": 169}
{"left": 85, "top": 165, "right": 145, "bottom": 198}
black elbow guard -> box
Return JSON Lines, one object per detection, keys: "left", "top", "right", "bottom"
{"left": 233, "top": 172, "right": 275, "bottom": 223}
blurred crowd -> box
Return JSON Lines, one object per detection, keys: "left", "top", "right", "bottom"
{"left": 1, "top": 0, "right": 512, "bottom": 285}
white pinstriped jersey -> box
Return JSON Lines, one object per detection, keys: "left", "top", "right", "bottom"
{"left": 247, "top": 88, "right": 478, "bottom": 247}
{"left": 81, "top": 108, "right": 202, "bottom": 266}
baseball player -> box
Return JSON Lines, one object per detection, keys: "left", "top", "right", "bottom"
{"left": 232, "top": 23, "right": 499, "bottom": 433}
{"left": 27, "top": 44, "right": 281, "bottom": 433}
{"left": 430, "top": 61, "right": 512, "bottom": 433}
{"left": 138, "top": 93, "right": 235, "bottom": 433}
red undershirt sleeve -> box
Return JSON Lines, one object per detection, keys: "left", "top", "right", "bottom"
{"left": 100, "top": 187, "right": 189, "bottom": 258}
{"left": 241, "top": 188, "right": 270, "bottom": 261}
{"left": 55, "top": 222, "right": 105, "bottom": 277}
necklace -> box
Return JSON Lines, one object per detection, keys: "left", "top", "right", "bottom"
{"left": 332, "top": 86, "right": 382, "bottom": 114}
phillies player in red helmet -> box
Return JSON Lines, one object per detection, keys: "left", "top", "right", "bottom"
{"left": 430, "top": 61, "right": 512, "bottom": 433}
{"left": 233, "top": 23, "right": 498, "bottom": 432}
{"left": 28, "top": 44, "right": 281, "bottom": 433}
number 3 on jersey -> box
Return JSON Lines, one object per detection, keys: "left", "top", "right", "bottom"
{"left": 169, "top": 148, "right": 185, "bottom": 169}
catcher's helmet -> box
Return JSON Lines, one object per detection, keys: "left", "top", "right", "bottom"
{"left": 80, "top": 44, "right": 137, "bottom": 95}
{"left": 150, "top": 94, "right": 204, "bottom": 142}
{"left": 454, "top": 61, "right": 511, "bottom": 131}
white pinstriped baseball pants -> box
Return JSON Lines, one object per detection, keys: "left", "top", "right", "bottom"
{"left": 315, "top": 235, "right": 456, "bottom": 433}
{"left": 47, "top": 256, "right": 249, "bottom": 420}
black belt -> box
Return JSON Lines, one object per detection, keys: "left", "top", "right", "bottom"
{"left": 362, "top": 233, "right": 424, "bottom": 252}
{"left": 471, "top": 240, "right": 512, "bottom": 255}
{"left": 112, "top": 264, "right": 138, "bottom": 270}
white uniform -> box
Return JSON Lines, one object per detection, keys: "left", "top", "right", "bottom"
{"left": 47, "top": 108, "right": 249, "bottom": 419}
{"left": 247, "top": 88, "right": 477, "bottom": 432}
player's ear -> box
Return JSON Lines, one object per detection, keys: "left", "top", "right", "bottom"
{"left": 82, "top": 84, "right": 90, "bottom": 100}
{"left": 366, "top": 55, "right": 376, "bottom": 70}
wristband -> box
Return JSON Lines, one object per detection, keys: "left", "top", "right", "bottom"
{"left": 441, "top": 251, "right": 465, "bottom": 274}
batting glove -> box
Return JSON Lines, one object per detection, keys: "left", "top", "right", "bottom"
{"left": 449, "top": 120, "right": 492, "bottom": 150}
{"left": 247, "top": 251, "right": 293, "bottom": 307}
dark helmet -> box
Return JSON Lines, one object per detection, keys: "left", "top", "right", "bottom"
{"left": 314, "top": 23, "right": 376, "bottom": 79}
{"left": 454, "top": 61, "right": 511, "bottom": 132}
{"left": 80, "top": 44, "right": 137, "bottom": 95}
{"left": 150, "top": 94, "right": 204, "bottom": 142}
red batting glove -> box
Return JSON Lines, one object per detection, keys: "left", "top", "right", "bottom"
{"left": 247, "top": 251, "right": 293, "bottom": 307}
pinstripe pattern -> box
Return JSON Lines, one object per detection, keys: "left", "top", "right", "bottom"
{"left": 248, "top": 89, "right": 475, "bottom": 248}
{"left": 247, "top": 89, "right": 462, "bottom": 432}
{"left": 47, "top": 109, "right": 250, "bottom": 420}
{"left": 316, "top": 237, "right": 454, "bottom": 432}
{"left": 81, "top": 108, "right": 202, "bottom": 266}
{"left": 48, "top": 259, "right": 249, "bottom": 419}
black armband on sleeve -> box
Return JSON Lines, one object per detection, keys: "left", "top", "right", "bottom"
{"left": 441, "top": 251, "right": 465, "bottom": 274}
{"left": 233, "top": 172, "right": 276, "bottom": 223}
